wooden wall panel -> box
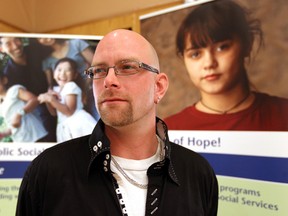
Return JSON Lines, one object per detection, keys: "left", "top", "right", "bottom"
{"left": 48, "top": 13, "right": 138, "bottom": 36}
{"left": 0, "top": 22, "right": 24, "bottom": 33}
{"left": 0, "top": 2, "right": 181, "bottom": 35}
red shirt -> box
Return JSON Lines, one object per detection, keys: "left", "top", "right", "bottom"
{"left": 164, "top": 92, "right": 288, "bottom": 131}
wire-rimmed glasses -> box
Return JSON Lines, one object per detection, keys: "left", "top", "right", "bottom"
{"left": 84, "top": 60, "right": 159, "bottom": 79}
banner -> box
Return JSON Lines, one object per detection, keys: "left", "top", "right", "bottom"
{"left": 168, "top": 131, "right": 288, "bottom": 216}
{"left": 0, "top": 143, "right": 55, "bottom": 215}
{"left": 1, "top": 132, "right": 287, "bottom": 215}
{"left": 140, "top": 0, "right": 288, "bottom": 215}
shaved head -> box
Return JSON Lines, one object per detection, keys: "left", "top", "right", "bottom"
{"left": 93, "top": 29, "right": 159, "bottom": 70}
{"left": 91, "top": 29, "right": 168, "bottom": 129}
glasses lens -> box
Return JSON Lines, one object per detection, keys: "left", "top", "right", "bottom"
{"left": 116, "top": 61, "right": 140, "bottom": 76}
{"left": 85, "top": 60, "right": 156, "bottom": 79}
{"left": 86, "top": 66, "right": 107, "bottom": 79}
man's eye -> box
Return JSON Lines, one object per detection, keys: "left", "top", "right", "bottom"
{"left": 121, "top": 63, "right": 137, "bottom": 70}
{"left": 94, "top": 67, "right": 107, "bottom": 73}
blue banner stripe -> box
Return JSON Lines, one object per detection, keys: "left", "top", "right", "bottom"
{"left": 0, "top": 161, "right": 30, "bottom": 178}
{"left": 1, "top": 154, "right": 288, "bottom": 183}
{"left": 200, "top": 153, "right": 288, "bottom": 183}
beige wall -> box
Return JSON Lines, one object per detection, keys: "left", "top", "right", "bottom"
{"left": 0, "top": 2, "right": 181, "bottom": 35}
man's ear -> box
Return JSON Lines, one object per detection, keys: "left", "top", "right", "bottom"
{"left": 154, "top": 72, "right": 169, "bottom": 104}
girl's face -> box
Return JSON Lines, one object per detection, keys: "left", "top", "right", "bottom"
{"left": 183, "top": 36, "right": 245, "bottom": 95}
{"left": 54, "top": 62, "right": 77, "bottom": 87}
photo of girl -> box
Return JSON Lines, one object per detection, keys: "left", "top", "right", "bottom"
{"left": 145, "top": 0, "right": 288, "bottom": 131}
{"left": 38, "top": 57, "right": 96, "bottom": 143}
{"left": 37, "top": 37, "right": 99, "bottom": 120}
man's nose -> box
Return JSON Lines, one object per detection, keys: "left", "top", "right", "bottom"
{"left": 103, "top": 67, "right": 120, "bottom": 88}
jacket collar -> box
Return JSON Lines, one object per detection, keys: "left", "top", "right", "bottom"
{"left": 87, "top": 117, "right": 179, "bottom": 185}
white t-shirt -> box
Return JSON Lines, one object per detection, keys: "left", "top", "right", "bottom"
{"left": 53, "top": 81, "right": 96, "bottom": 142}
{"left": 111, "top": 143, "right": 162, "bottom": 216}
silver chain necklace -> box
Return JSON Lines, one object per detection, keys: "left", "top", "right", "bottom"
{"left": 111, "top": 157, "right": 148, "bottom": 189}
{"left": 111, "top": 136, "right": 164, "bottom": 189}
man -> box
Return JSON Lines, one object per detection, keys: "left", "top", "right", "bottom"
{"left": 16, "top": 29, "right": 218, "bottom": 216}
{"left": 0, "top": 37, "right": 56, "bottom": 141}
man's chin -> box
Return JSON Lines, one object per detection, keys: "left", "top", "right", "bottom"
{"left": 101, "top": 113, "right": 133, "bottom": 128}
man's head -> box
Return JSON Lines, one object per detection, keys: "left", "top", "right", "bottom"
{"left": 89, "top": 29, "right": 168, "bottom": 128}
{"left": 0, "top": 37, "right": 24, "bottom": 61}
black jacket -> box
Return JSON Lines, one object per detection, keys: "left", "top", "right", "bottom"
{"left": 16, "top": 118, "right": 218, "bottom": 216}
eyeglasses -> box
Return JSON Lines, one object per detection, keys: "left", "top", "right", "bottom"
{"left": 84, "top": 60, "right": 159, "bottom": 79}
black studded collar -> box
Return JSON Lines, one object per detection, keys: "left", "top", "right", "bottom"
{"left": 87, "top": 117, "right": 179, "bottom": 185}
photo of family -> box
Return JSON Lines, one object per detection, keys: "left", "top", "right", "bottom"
{"left": 0, "top": 35, "right": 100, "bottom": 143}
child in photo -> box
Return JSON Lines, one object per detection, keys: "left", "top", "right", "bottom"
{"left": 37, "top": 38, "right": 99, "bottom": 121}
{"left": 0, "top": 70, "right": 48, "bottom": 142}
{"left": 38, "top": 57, "right": 96, "bottom": 142}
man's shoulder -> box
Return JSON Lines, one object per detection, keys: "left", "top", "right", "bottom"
{"left": 20, "top": 135, "right": 92, "bottom": 196}
{"left": 48, "top": 135, "right": 89, "bottom": 153}
{"left": 31, "top": 135, "right": 91, "bottom": 167}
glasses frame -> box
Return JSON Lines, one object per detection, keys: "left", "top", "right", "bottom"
{"left": 84, "top": 60, "right": 159, "bottom": 79}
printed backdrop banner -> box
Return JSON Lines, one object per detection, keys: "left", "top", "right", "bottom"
{"left": 1, "top": 132, "right": 288, "bottom": 215}
{"left": 168, "top": 131, "right": 288, "bottom": 216}
{"left": 1, "top": 1, "right": 288, "bottom": 215}
{"left": 0, "top": 143, "right": 56, "bottom": 216}
{"left": 140, "top": 0, "right": 288, "bottom": 216}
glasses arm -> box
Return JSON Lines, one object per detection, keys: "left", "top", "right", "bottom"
{"left": 140, "top": 62, "right": 159, "bottom": 74}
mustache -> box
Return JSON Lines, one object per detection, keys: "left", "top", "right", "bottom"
{"left": 97, "top": 90, "right": 129, "bottom": 103}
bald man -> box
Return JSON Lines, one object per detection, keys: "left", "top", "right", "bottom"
{"left": 16, "top": 29, "right": 218, "bottom": 216}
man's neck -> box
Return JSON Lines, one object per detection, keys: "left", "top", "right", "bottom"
{"left": 106, "top": 122, "right": 158, "bottom": 160}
